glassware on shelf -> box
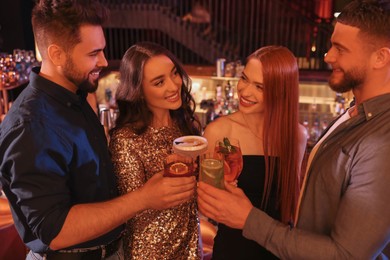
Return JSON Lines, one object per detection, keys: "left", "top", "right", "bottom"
{"left": 302, "top": 117, "right": 310, "bottom": 141}
{"left": 216, "top": 58, "right": 226, "bottom": 77}
{"left": 309, "top": 119, "right": 321, "bottom": 144}
{"left": 225, "top": 62, "right": 235, "bottom": 77}
{"left": 224, "top": 81, "right": 233, "bottom": 101}
{"left": 0, "top": 49, "right": 39, "bottom": 88}
{"left": 234, "top": 60, "right": 244, "bottom": 78}
{"left": 334, "top": 93, "right": 346, "bottom": 115}
{"left": 99, "top": 107, "right": 112, "bottom": 141}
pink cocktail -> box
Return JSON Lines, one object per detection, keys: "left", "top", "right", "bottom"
{"left": 214, "top": 137, "right": 243, "bottom": 182}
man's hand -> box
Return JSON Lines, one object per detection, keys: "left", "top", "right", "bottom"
{"left": 197, "top": 181, "right": 253, "bottom": 229}
{"left": 139, "top": 172, "right": 196, "bottom": 210}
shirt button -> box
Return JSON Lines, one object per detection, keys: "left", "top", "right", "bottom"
{"left": 66, "top": 102, "right": 72, "bottom": 107}
{"left": 367, "top": 112, "right": 372, "bottom": 117}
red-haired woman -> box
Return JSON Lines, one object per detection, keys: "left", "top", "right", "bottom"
{"left": 200, "top": 46, "right": 307, "bottom": 259}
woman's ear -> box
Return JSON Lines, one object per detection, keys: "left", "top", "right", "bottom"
{"left": 47, "top": 44, "right": 66, "bottom": 66}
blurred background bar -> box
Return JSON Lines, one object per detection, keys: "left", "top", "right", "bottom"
{"left": 0, "top": 0, "right": 353, "bottom": 145}
{"left": 0, "top": 1, "right": 355, "bottom": 258}
{"left": 99, "top": 0, "right": 335, "bottom": 69}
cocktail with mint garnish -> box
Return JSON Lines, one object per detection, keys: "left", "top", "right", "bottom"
{"left": 214, "top": 137, "right": 243, "bottom": 182}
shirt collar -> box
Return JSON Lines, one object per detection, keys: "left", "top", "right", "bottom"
{"left": 29, "top": 67, "right": 87, "bottom": 108}
{"left": 359, "top": 93, "right": 390, "bottom": 121}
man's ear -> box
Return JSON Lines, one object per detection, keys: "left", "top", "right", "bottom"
{"left": 47, "top": 44, "right": 66, "bottom": 66}
{"left": 373, "top": 47, "right": 390, "bottom": 69}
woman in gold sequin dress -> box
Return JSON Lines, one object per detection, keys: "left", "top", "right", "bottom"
{"left": 109, "top": 42, "right": 202, "bottom": 260}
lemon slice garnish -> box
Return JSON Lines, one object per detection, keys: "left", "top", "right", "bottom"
{"left": 169, "top": 162, "right": 189, "bottom": 175}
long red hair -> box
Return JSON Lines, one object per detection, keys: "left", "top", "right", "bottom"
{"left": 248, "top": 46, "right": 300, "bottom": 224}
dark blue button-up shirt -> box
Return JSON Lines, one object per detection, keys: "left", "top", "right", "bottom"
{"left": 0, "top": 67, "right": 123, "bottom": 253}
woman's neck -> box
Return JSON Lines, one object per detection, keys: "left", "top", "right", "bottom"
{"left": 152, "top": 112, "right": 172, "bottom": 128}
{"left": 240, "top": 111, "right": 264, "bottom": 139}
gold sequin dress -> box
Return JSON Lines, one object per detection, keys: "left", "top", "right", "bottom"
{"left": 109, "top": 125, "right": 201, "bottom": 260}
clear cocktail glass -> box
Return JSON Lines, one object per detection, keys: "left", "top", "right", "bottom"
{"left": 163, "top": 153, "right": 194, "bottom": 177}
{"left": 199, "top": 152, "right": 225, "bottom": 189}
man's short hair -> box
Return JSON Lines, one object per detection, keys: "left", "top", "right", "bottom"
{"left": 32, "top": 0, "right": 108, "bottom": 59}
{"left": 337, "top": 0, "right": 390, "bottom": 48}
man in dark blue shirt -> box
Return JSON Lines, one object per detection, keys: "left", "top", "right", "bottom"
{"left": 0, "top": 1, "right": 196, "bottom": 259}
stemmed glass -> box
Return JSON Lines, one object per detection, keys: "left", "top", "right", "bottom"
{"left": 214, "top": 137, "right": 243, "bottom": 182}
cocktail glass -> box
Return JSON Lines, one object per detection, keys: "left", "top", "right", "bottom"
{"left": 214, "top": 137, "right": 243, "bottom": 182}
{"left": 163, "top": 153, "right": 194, "bottom": 177}
{"left": 173, "top": 135, "right": 208, "bottom": 159}
{"left": 199, "top": 153, "right": 225, "bottom": 189}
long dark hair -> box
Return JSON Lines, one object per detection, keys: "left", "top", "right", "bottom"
{"left": 114, "top": 42, "right": 201, "bottom": 136}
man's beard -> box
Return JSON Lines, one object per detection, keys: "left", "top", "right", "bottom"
{"left": 328, "top": 66, "right": 365, "bottom": 93}
{"left": 63, "top": 57, "right": 99, "bottom": 93}
{"left": 78, "top": 78, "right": 98, "bottom": 93}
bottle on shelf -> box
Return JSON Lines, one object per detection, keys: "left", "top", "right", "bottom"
{"left": 334, "top": 93, "right": 346, "bottom": 115}
{"left": 302, "top": 117, "right": 310, "bottom": 141}
{"left": 224, "top": 81, "right": 234, "bottom": 101}
{"left": 309, "top": 118, "right": 321, "bottom": 144}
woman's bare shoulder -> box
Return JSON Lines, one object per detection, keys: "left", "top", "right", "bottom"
{"left": 203, "top": 115, "right": 232, "bottom": 138}
{"left": 204, "top": 113, "right": 245, "bottom": 138}
{"left": 204, "top": 113, "right": 241, "bottom": 131}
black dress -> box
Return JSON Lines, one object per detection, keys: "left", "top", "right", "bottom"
{"left": 212, "top": 155, "right": 280, "bottom": 260}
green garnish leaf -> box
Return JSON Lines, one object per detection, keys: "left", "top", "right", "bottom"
{"left": 219, "top": 137, "right": 236, "bottom": 154}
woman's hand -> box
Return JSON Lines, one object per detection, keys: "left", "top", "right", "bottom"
{"left": 140, "top": 172, "right": 196, "bottom": 210}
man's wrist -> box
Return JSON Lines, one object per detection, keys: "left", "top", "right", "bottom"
{"left": 242, "top": 207, "right": 273, "bottom": 245}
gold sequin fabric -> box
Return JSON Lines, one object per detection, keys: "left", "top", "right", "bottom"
{"left": 110, "top": 125, "right": 201, "bottom": 260}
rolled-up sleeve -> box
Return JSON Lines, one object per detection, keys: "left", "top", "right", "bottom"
{"left": 1, "top": 120, "right": 72, "bottom": 246}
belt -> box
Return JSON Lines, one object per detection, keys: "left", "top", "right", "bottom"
{"left": 45, "top": 237, "right": 122, "bottom": 259}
